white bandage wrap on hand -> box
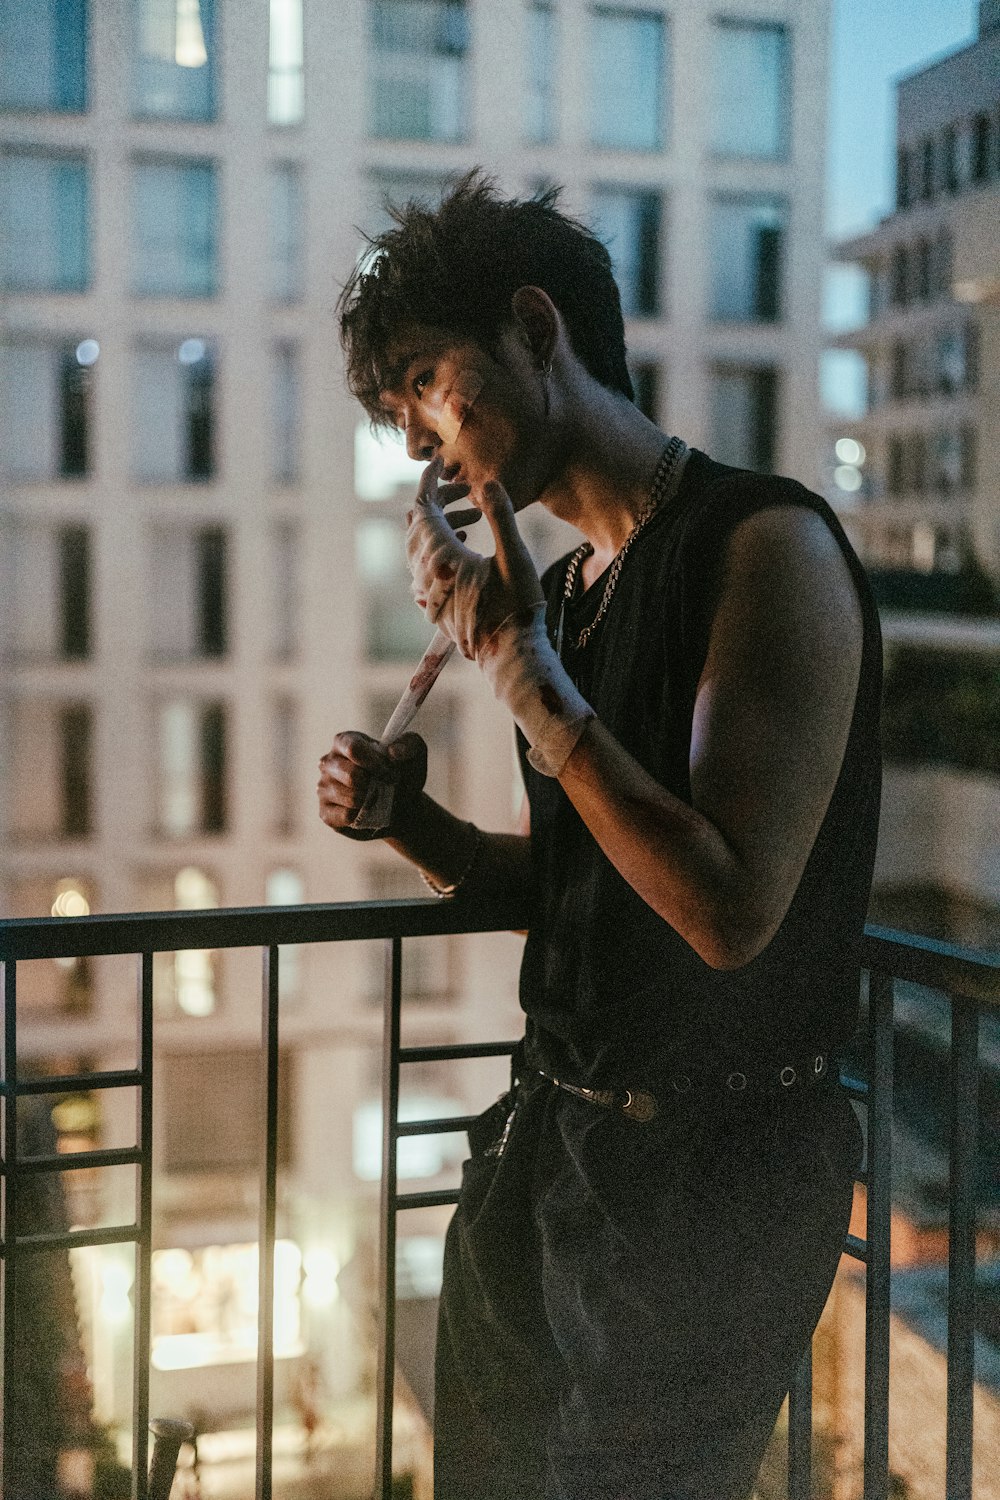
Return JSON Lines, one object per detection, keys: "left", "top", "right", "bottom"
{"left": 406, "top": 502, "right": 491, "bottom": 662}
{"left": 480, "top": 604, "right": 595, "bottom": 777}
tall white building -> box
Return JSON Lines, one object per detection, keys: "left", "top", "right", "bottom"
{"left": 0, "top": 0, "right": 832, "bottom": 1460}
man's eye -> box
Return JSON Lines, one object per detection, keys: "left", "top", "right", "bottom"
{"left": 413, "top": 370, "right": 434, "bottom": 396}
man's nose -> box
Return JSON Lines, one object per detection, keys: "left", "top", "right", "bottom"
{"left": 404, "top": 415, "right": 439, "bottom": 463}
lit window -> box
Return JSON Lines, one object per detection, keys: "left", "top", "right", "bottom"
{"left": 0, "top": 154, "right": 89, "bottom": 291}
{"left": 133, "top": 159, "right": 218, "bottom": 297}
{"left": 0, "top": 341, "right": 94, "bottom": 480}
{"left": 709, "top": 195, "right": 786, "bottom": 322}
{"left": 266, "top": 868, "right": 304, "bottom": 1005}
{"left": 525, "top": 3, "right": 556, "bottom": 145}
{"left": 354, "top": 420, "right": 424, "bottom": 501}
{"left": 156, "top": 700, "right": 227, "bottom": 835}
{"left": 273, "top": 342, "right": 301, "bottom": 483}
{"left": 134, "top": 0, "right": 215, "bottom": 121}
{"left": 711, "top": 21, "right": 789, "bottom": 160}
{"left": 709, "top": 366, "right": 779, "bottom": 474}
{"left": 370, "top": 0, "right": 468, "bottom": 143}
{"left": 589, "top": 8, "right": 665, "bottom": 152}
{"left": 9, "top": 879, "right": 94, "bottom": 1013}
{"left": 0, "top": 0, "right": 87, "bottom": 112}
{"left": 357, "top": 517, "right": 433, "bottom": 662}
{"left": 133, "top": 340, "right": 216, "bottom": 482}
{"left": 270, "top": 164, "right": 303, "bottom": 301}
{"left": 269, "top": 0, "right": 304, "bottom": 125}
{"left": 149, "top": 1241, "right": 303, "bottom": 1369}
{"left": 354, "top": 1096, "right": 467, "bottom": 1180}
{"left": 590, "top": 187, "right": 662, "bottom": 317}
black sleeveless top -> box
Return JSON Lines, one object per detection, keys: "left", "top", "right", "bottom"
{"left": 516, "top": 449, "right": 883, "bottom": 1089}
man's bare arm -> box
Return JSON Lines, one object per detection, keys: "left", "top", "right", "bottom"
{"left": 559, "top": 506, "right": 864, "bottom": 969}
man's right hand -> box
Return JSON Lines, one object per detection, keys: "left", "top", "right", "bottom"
{"left": 317, "top": 732, "right": 428, "bottom": 840}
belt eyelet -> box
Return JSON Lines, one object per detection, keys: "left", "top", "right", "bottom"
{"left": 814, "top": 1055, "right": 825, "bottom": 1075}
{"left": 672, "top": 1075, "right": 692, "bottom": 1093}
{"left": 780, "top": 1066, "right": 797, "bottom": 1087}
{"left": 726, "top": 1071, "right": 747, "bottom": 1091}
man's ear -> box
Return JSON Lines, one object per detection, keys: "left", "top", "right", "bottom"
{"left": 510, "top": 286, "right": 559, "bottom": 367}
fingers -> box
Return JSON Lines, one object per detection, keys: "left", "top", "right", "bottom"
{"left": 317, "top": 732, "right": 392, "bottom": 829}
{"left": 441, "top": 505, "right": 481, "bottom": 532}
{"left": 477, "top": 480, "right": 543, "bottom": 603}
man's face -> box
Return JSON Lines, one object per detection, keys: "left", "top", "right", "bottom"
{"left": 377, "top": 325, "right": 548, "bottom": 512}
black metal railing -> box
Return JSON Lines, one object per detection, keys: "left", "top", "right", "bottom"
{"left": 1, "top": 902, "right": 997, "bottom": 1500}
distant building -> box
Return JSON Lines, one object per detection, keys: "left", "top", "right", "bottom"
{"left": 828, "top": 0, "right": 1000, "bottom": 939}
{"left": 0, "top": 0, "right": 833, "bottom": 1453}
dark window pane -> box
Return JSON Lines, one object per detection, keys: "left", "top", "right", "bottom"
{"left": 915, "top": 238, "right": 931, "bottom": 301}
{"left": 888, "top": 437, "right": 904, "bottom": 496}
{"left": 709, "top": 195, "right": 785, "bottom": 322}
{"left": 59, "top": 525, "right": 91, "bottom": 658}
{"left": 710, "top": 367, "right": 778, "bottom": 473}
{"left": 197, "top": 527, "right": 227, "bottom": 656}
{"left": 591, "top": 188, "right": 662, "bottom": 317}
{"left": 186, "top": 358, "right": 215, "bottom": 478}
{"left": 972, "top": 112, "right": 992, "bottom": 182}
{"left": 60, "top": 703, "right": 92, "bottom": 836}
{"left": 0, "top": 0, "right": 87, "bottom": 112}
{"left": 59, "top": 350, "right": 89, "bottom": 475}
{"left": 891, "top": 341, "right": 907, "bottom": 400}
{"left": 891, "top": 244, "right": 908, "bottom": 306}
{"left": 896, "top": 147, "right": 911, "bottom": 208}
{"left": 921, "top": 137, "right": 935, "bottom": 199}
{"left": 200, "top": 702, "right": 227, "bottom": 832}
{"left": 942, "top": 126, "right": 958, "bottom": 193}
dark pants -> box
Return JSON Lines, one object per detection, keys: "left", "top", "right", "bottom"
{"left": 434, "top": 1075, "right": 861, "bottom": 1500}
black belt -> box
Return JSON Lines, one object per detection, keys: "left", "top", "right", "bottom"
{"left": 538, "top": 1054, "right": 831, "bottom": 1125}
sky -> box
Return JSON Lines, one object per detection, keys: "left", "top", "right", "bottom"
{"left": 827, "top": 0, "right": 979, "bottom": 239}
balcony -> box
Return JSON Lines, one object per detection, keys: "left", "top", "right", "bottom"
{"left": 1, "top": 899, "right": 998, "bottom": 1499}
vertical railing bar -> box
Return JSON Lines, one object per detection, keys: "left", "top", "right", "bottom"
{"left": 946, "top": 996, "right": 979, "bottom": 1500}
{"left": 256, "top": 945, "right": 280, "bottom": 1500}
{"left": 375, "top": 935, "right": 402, "bottom": 1500}
{"left": 864, "top": 969, "right": 893, "bottom": 1500}
{"left": 787, "top": 1342, "right": 813, "bottom": 1500}
{"left": 1, "top": 961, "right": 16, "bottom": 1495}
{"left": 131, "top": 954, "right": 155, "bottom": 1500}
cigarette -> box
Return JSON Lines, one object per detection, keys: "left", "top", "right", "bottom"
{"left": 350, "top": 628, "right": 456, "bottom": 830}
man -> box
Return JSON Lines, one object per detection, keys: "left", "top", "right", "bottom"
{"left": 318, "top": 173, "right": 881, "bottom": 1500}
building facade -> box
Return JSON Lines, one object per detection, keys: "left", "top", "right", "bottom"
{"left": 827, "top": 0, "right": 1000, "bottom": 939}
{"left": 0, "top": 0, "right": 832, "bottom": 1465}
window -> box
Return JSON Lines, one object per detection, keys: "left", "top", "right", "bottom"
{"left": 890, "top": 244, "right": 908, "bottom": 307}
{"left": 0, "top": 340, "right": 95, "bottom": 481}
{"left": 935, "top": 230, "right": 953, "bottom": 298}
{"left": 271, "top": 697, "right": 298, "bottom": 837}
{"left": 896, "top": 147, "right": 911, "bottom": 209}
{"left": 357, "top": 516, "right": 434, "bottom": 661}
{"left": 971, "top": 112, "right": 992, "bottom": 183}
{"left": 133, "top": 339, "right": 216, "bottom": 482}
{"left": 266, "top": 869, "right": 305, "bottom": 1005}
{"left": 0, "top": 154, "right": 89, "bottom": 291}
{"left": 366, "top": 169, "right": 453, "bottom": 238}
{"left": 142, "top": 867, "right": 220, "bottom": 1017}
{"left": 162, "top": 1051, "right": 294, "bottom": 1164}
{"left": 709, "top": 195, "right": 785, "bottom": 322}
{"left": 273, "top": 343, "right": 300, "bottom": 484}
{"left": 0, "top": 0, "right": 87, "bottom": 112}
{"left": 134, "top": 0, "right": 215, "bottom": 120}
{"left": 711, "top": 21, "right": 788, "bottom": 160}
{"left": 525, "top": 3, "right": 556, "bottom": 145}
{"left": 709, "top": 366, "right": 778, "bottom": 473}
{"left": 60, "top": 526, "right": 91, "bottom": 657}
{"left": 1, "top": 522, "right": 91, "bottom": 660}
{"left": 6, "top": 700, "right": 93, "bottom": 839}
{"left": 914, "top": 238, "right": 931, "bottom": 302}
{"left": 591, "top": 188, "right": 661, "bottom": 317}
{"left": 270, "top": 164, "right": 302, "bottom": 301}
{"left": 369, "top": 0, "right": 468, "bottom": 142}
{"left": 588, "top": 8, "right": 665, "bottom": 152}
{"left": 920, "top": 137, "right": 935, "bottom": 200}
{"left": 133, "top": 159, "right": 217, "bottom": 297}
{"left": 269, "top": 0, "right": 304, "bottom": 125}
{"left": 942, "top": 126, "right": 959, "bottom": 194}
{"left": 271, "top": 520, "right": 300, "bottom": 659}
{"left": 148, "top": 525, "right": 228, "bottom": 659}
{"left": 156, "top": 699, "right": 228, "bottom": 835}
{"left": 890, "top": 341, "right": 907, "bottom": 401}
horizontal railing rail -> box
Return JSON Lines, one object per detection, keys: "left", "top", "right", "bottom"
{"left": 1, "top": 902, "right": 998, "bottom": 1500}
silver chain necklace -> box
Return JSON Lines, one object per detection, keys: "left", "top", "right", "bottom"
{"left": 555, "top": 436, "right": 687, "bottom": 655}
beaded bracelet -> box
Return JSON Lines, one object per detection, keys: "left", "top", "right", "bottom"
{"left": 419, "top": 823, "right": 483, "bottom": 899}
